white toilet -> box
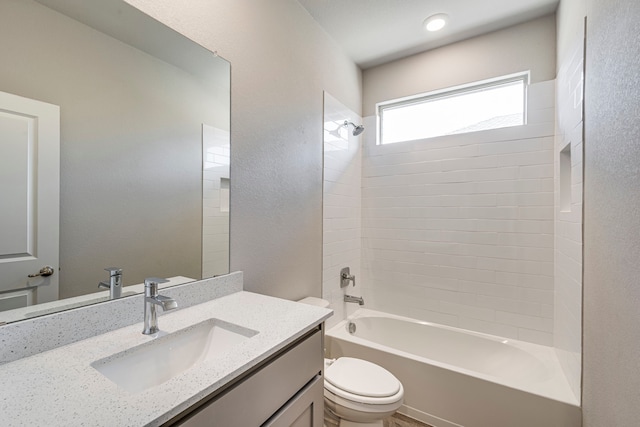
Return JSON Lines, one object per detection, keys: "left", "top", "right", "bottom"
{"left": 298, "top": 298, "right": 404, "bottom": 427}
{"left": 324, "top": 357, "right": 404, "bottom": 427}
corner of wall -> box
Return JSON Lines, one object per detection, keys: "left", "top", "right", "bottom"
{"left": 554, "top": 2, "right": 585, "bottom": 402}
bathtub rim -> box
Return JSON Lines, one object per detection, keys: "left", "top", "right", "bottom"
{"left": 326, "top": 308, "right": 579, "bottom": 407}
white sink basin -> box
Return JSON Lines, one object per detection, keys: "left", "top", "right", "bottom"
{"left": 91, "top": 318, "right": 258, "bottom": 393}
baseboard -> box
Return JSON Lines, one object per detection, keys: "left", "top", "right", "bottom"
{"left": 398, "top": 404, "right": 463, "bottom": 427}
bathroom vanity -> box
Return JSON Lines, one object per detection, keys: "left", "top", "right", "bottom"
{"left": 0, "top": 273, "right": 332, "bottom": 426}
{"left": 171, "top": 328, "right": 324, "bottom": 426}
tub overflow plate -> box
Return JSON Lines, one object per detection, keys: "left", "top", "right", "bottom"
{"left": 348, "top": 321, "right": 356, "bottom": 334}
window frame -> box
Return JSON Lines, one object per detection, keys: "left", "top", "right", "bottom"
{"left": 376, "top": 71, "right": 530, "bottom": 145}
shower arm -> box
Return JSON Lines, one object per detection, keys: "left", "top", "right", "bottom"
{"left": 343, "top": 120, "right": 365, "bottom": 136}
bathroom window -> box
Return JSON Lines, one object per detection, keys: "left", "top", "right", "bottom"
{"left": 377, "top": 73, "right": 528, "bottom": 145}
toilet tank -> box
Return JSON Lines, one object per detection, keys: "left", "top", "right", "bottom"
{"left": 298, "top": 297, "right": 331, "bottom": 308}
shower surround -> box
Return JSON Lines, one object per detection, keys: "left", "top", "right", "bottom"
{"left": 360, "top": 80, "right": 556, "bottom": 346}
{"left": 322, "top": 92, "right": 363, "bottom": 330}
{"left": 321, "top": 14, "right": 581, "bottom": 413}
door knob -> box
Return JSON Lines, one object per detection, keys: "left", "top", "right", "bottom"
{"left": 28, "top": 266, "right": 55, "bottom": 277}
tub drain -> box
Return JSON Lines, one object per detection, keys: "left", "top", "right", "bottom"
{"left": 347, "top": 321, "right": 356, "bottom": 334}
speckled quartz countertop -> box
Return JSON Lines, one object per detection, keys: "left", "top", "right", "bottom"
{"left": 0, "top": 291, "right": 332, "bottom": 427}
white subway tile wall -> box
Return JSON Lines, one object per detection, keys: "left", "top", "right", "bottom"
{"left": 202, "top": 125, "right": 230, "bottom": 278}
{"left": 322, "top": 93, "right": 363, "bottom": 329}
{"left": 554, "top": 19, "right": 584, "bottom": 402}
{"left": 360, "top": 80, "right": 556, "bottom": 345}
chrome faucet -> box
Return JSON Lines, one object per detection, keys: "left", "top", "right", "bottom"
{"left": 344, "top": 294, "right": 364, "bottom": 306}
{"left": 98, "top": 267, "right": 123, "bottom": 300}
{"left": 142, "top": 277, "right": 177, "bottom": 335}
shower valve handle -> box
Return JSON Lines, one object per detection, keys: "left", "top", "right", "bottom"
{"left": 340, "top": 267, "right": 356, "bottom": 287}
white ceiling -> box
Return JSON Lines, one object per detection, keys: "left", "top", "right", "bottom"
{"left": 297, "top": 0, "right": 559, "bottom": 69}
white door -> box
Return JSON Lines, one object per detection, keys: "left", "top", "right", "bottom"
{"left": 0, "top": 91, "right": 59, "bottom": 307}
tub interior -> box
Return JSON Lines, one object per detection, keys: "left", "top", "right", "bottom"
{"left": 348, "top": 316, "right": 550, "bottom": 382}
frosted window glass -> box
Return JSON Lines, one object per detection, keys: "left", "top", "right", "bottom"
{"left": 379, "top": 79, "right": 526, "bottom": 145}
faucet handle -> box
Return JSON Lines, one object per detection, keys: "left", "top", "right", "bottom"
{"left": 144, "top": 277, "right": 169, "bottom": 286}
{"left": 340, "top": 267, "right": 356, "bottom": 287}
{"left": 144, "top": 277, "right": 169, "bottom": 295}
{"left": 104, "top": 267, "right": 122, "bottom": 276}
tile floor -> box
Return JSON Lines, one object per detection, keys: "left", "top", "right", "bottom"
{"left": 384, "top": 412, "right": 433, "bottom": 427}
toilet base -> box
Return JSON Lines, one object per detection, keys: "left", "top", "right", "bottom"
{"left": 324, "top": 405, "right": 340, "bottom": 427}
{"left": 340, "top": 420, "right": 383, "bottom": 427}
{"left": 325, "top": 404, "right": 384, "bottom": 427}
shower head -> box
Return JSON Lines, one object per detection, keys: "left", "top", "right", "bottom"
{"left": 344, "top": 120, "right": 365, "bottom": 136}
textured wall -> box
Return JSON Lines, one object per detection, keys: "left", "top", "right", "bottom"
{"left": 360, "top": 81, "right": 556, "bottom": 345}
{"left": 322, "top": 93, "right": 362, "bottom": 329}
{"left": 583, "top": 0, "right": 640, "bottom": 424}
{"left": 125, "top": 0, "right": 362, "bottom": 300}
{"left": 362, "top": 15, "right": 557, "bottom": 117}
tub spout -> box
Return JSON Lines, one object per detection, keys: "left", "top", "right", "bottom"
{"left": 344, "top": 294, "right": 364, "bottom": 306}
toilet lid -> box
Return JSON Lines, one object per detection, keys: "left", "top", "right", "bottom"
{"left": 325, "top": 357, "right": 401, "bottom": 398}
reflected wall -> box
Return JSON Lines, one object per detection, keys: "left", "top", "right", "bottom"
{"left": 202, "top": 125, "right": 231, "bottom": 278}
{"left": 0, "top": 0, "right": 230, "bottom": 303}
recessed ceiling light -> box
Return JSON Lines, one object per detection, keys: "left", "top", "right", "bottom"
{"left": 424, "top": 13, "right": 448, "bottom": 32}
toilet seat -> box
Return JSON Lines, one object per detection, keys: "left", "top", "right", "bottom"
{"left": 324, "top": 382, "right": 404, "bottom": 410}
{"left": 324, "top": 357, "right": 403, "bottom": 406}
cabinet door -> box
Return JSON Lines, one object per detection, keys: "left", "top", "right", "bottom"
{"left": 262, "top": 375, "right": 324, "bottom": 427}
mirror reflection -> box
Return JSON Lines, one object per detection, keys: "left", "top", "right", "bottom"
{"left": 0, "top": 0, "right": 231, "bottom": 323}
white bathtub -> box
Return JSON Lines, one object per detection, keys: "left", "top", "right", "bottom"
{"left": 325, "top": 309, "right": 581, "bottom": 427}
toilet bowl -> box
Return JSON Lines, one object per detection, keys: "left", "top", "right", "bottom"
{"left": 324, "top": 357, "right": 404, "bottom": 427}
{"left": 297, "top": 297, "right": 404, "bottom": 427}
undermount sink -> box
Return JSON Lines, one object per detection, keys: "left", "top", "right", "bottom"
{"left": 91, "top": 318, "right": 259, "bottom": 393}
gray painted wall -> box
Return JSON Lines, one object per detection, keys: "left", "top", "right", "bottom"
{"left": 362, "top": 14, "right": 557, "bottom": 117}
{"left": 557, "top": 0, "right": 587, "bottom": 65}
{"left": 583, "top": 0, "right": 640, "bottom": 424}
{"left": 126, "top": 0, "right": 363, "bottom": 300}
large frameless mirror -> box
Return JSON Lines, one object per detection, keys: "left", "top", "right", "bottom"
{"left": 0, "top": 0, "right": 231, "bottom": 324}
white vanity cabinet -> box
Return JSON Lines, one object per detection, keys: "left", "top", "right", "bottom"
{"left": 168, "top": 326, "right": 324, "bottom": 427}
